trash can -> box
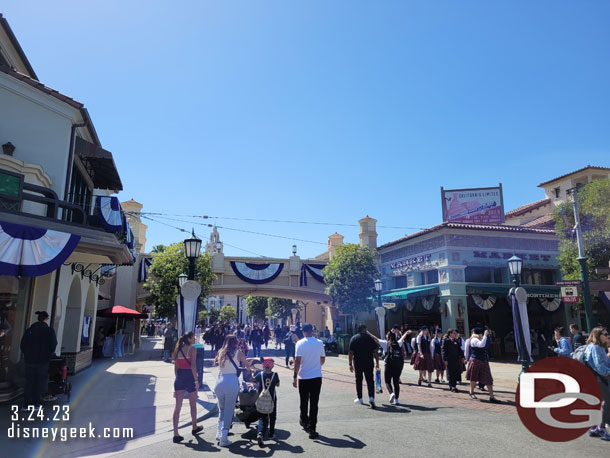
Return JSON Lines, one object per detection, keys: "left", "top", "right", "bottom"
{"left": 193, "top": 343, "right": 205, "bottom": 387}
{"left": 337, "top": 334, "right": 352, "bottom": 355}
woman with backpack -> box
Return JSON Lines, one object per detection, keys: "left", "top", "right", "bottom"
{"left": 172, "top": 332, "right": 203, "bottom": 443}
{"left": 255, "top": 358, "right": 280, "bottom": 446}
{"left": 368, "top": 326, "right": 411, "bottom": 405}
{"left": 583, "top": 327, "right": 610, "bottom": 441}
{"left": 214, "top": 335, "right": 252, "bottom": 447}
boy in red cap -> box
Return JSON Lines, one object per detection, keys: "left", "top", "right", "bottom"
{"left": 256, "top": 357, "right": 280, "bottom": 446}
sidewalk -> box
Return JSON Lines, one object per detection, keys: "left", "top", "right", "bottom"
{"left": 3, "top": 337, "right": 218, "bottom": 458}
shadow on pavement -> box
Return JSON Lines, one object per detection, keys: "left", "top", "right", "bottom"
{"left": 179, "top": 434, "right": 222, "bottom": 452}
{"left": 313, "top": 433, "right": 366, "bottom": 449}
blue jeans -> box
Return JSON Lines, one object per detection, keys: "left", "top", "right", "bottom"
{"left": 24, "top": 362, "right": 48, "bottom": 406}
{"left": 251, "top": 342, "right": 262, "bottom": 357}
{"left": 257, "top": 401, "right": 277, "bottom": 436}
{"left": 163, "top": 350, "right": 171, "bottom": 362}
{"left": 214, "top": 374, "right": 239, "bottom": 432}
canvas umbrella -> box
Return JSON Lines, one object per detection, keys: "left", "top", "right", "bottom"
{"left": 97, "top": 305, "right": 147, "bottom": 333}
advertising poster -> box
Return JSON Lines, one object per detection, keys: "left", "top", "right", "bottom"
{"left": 441, "top": 184, "right": 504, "bottom": 224}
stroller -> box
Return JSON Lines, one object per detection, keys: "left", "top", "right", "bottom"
{"left": 48, "top": 356, "right": 71, "bottom": 402}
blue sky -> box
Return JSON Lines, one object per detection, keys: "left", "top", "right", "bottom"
{"left": 3, "top": 1, "right": 610, "bottom": 258}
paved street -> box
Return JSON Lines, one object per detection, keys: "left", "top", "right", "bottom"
{"left": 3, "top": 337, "right": 609, "bottom": 458}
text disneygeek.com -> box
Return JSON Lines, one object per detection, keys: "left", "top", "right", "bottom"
{"left": 8, "top": 422, "right": 134, "bottom": 441}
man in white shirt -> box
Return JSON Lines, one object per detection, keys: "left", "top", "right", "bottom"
{"left": 293, "top": 323, "right": 325, "bottom": 439}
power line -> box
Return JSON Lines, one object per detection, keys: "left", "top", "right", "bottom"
{"left": 135, "top": 211, "right": 424, "bottom": 230}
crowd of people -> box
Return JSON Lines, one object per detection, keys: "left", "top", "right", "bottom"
{"left": 164, "top": 319, "right": 610, "bottom": 447}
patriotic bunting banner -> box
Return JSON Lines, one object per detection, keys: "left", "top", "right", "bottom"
{"left": 95, "top": 196, "right": 123, "bottom": 232}
{"left": 299, "top": 263, "right": 326, "bottom": 287}
{"left": 230, "top": 261, "right": 284, "bottom": 284}
{"left": 138, "top": 257, "right": 152, "bottom": 282}
{"left": 511, "top": 288, "right": 534, "bottom": 363}
{"left": 0, "top": 221, "right": 80, "bottom": 277}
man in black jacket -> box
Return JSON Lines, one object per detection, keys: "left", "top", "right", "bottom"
{"left": 20, "top": 311, "right": 57, "bottom": 407}
{"left": 569, "top": 323, "right": 585, "bottom": 350}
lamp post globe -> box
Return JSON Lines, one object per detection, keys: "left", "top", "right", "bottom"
{"left": 374, "top": 279, "right": 383, "bottom": 292}
{"left": 292, "top": 244, "right": 297, "bottom": 256}
{"left": 184, "top": 229, "right": 202, "bottom": 280}
{"left": 178, "top": 273, "right": 188, "bottom": 288}
{"left": 507, "top": 255, "right": 522, "bottom": 286}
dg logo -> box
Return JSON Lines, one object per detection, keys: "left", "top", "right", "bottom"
{"left": 516, "top": 357, "right": 602, "bottom": 442}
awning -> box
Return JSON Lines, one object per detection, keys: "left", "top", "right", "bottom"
{"left": 466, "top": 283, "right": 560, "bottom": 298}
{"left": 600, "top": 292, "right": 610, "bottom": 313}
{"left": 0, "top": 220, "right": 80, "bottom": 277}
{"left": 75, "top": 136, "right": 123, "bottom": 191}
{"left": 381, "top": 285, "right": 439, "bottom": 300}
{"left": 97, "top": 305, "right": 147, "bottom": 319}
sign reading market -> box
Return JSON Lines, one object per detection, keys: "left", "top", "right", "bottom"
{"left": 391, "top": 254, "right": 432, "bottom": 270}
{"left": 441, "top": 184, "right": 505, "bottom": 225}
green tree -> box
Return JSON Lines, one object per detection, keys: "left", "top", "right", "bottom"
{"left": 144, "top": 242, "right": 216, "bottom": 318}
{"left": 219, "top": 305, "right": 237, "bottom": 322}
{"left": 246, "top": 296, "right": 268, "bottom": 321}
{"left": 554, "top": 179, "right": 610, "bottom": 281}
{"left": 266, "top": 297, "right": 296, "bottom": 322}
{"left": 208, "top": 308, "right": 220, "bottom": 324}
{"left": 322, "top": 243, "right": 379, "bottom": 315}
{"left": 198, "top": 308, "right": 208, "bottom": 323}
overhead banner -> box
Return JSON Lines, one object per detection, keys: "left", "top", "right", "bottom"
{"left": 441, "top": 184, "right": 504, "bottom": 225}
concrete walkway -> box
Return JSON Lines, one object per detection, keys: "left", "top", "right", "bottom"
{"left": 2, "top": 337, "right": 218, "bottom": 458}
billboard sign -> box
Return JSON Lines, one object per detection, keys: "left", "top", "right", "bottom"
{"left": 441, "top": 184, "right": 505, "bottom": 225}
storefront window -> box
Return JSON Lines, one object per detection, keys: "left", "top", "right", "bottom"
{"left": 465, "top": 266, "right": 492, "bottom": 283}
{"left": 393, "top": 276, "right": 407, "bottom": 289}
{"left": 522, "top": 269, "right": 555, "bottom": 285}
{"left": 0, "top": 276, "right": 32, "bottom": 387}
{"left": 426, "top": 270, "right": 439, "bottom": 284}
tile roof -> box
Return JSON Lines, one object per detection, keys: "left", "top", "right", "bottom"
{"left": 0, "top": 13, "right": 38, "bottom": 80}
{"left": 538, "top": 166, "right": 610, "bottom": 187}
{"left": 379, "top": 221, "right": 556, "bottom": 250}
{"left": 0, "top": 65, "right": 101, "bottom": 146}
{"left": 505, "top": 198, "right": 551, "bottom": 217}
{"left": 522, "top": 214, "right": 555, "bottom": 229}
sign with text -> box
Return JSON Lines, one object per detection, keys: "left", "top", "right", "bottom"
{"left": 560, "top": 286, "right": 579, "bottom": 303}
{"left": 382, "top": 302, "right": 397, "bottom": 310}
{"left": 441, "top": 184, "right": 504, "bottom": 225}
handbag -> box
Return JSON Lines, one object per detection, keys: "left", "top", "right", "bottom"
{"left": 255, "top": 372, "right": 276, "bottom": 414}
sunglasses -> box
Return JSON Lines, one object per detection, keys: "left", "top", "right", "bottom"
{"left": 601, "top": 332, "right": 609, "bottom": 336}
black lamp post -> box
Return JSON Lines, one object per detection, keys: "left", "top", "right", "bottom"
{"left": 292, "top": 245, "right": 297, "bottom": 256}
{"left": 507, "top": 255, "right": 530, "bottom": 377}
{"left": 183, "top": 229, "right": 202, "bottom": 280}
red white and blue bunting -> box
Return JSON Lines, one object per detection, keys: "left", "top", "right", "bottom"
{"left": 538, "top": 297, "right": 561, "bottom": 312}
{"left": 124, "top": 214, "right": 134, "bottom": 250}
{"left": 230, "top": 261, "right": 284, "bottom": 284}
{"left": 299, "top": 263, "right": 325, "bottom": 287}
{"left": 471, "top": 294, "right": 497, "bottom": 310}
{"left": 138, "top": 257, "right": 152, "bottom": 283}
{"left": 0, "top": 221, "right": 80, "bottom": 277}
{"left": 95, "top": 196, "right": 123, "bottom": 232}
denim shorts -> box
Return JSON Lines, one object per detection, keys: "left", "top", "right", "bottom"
{"left": 174, "top": 369, "right": 196, "bottom": 393}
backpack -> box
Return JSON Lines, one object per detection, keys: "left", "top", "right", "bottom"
{"left": 572, "top": 344, "right": 587, "bottom": 364}
{"left": 255, "top": 372, "right": 277, "bottom": 414}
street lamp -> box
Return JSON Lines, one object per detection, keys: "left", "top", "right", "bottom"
{"left": 292, "top": 244, "right": 297, "bottom": 256}
{"left": 507, "top": 256, "right": 530, "bottom": 377}
{"left": 507, "top": 255, "right": 523, "bottom": 284}
{"left": 374, "top": 279, "right": 385, "bottom": 337}
{"left": 178, "top": 273, "right": 187, "bottom": 288}
{"left": 184, "top": 229, "right": 202, "bottom": 280}
{"left": 216, "top": 241, "right": 223, "bottom": 253}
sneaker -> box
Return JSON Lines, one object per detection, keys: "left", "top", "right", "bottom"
{"left": 354, "top": 398, "right": 363, "bottom": 405}
{"left": 369, "top": 397, "right": 376, "bottom": 409}
{"left": 589, "top": 427, "right": 601, "bottom": 437}
{"left": 299, "top": 420, "right": 310, "bottom": 432}
{"left": 42, "top": 394, "right": 57, "bottom": 402}
{"left": 309, "top": 430, "right": 319, "bottom": 439}
{"left": 600, "top": 430, "right": 610, "bottom": 441}
{"left": 257, "top": 434, "right": 264, "bottom": 447}
{"left": 219, "top": 438, "right": 232, "bottom": 447}
{"left": 393, "top": 398, "right": 399, "bottom": 405}
{"left": 389, "top": 393, "right": 395, "bottom": 403}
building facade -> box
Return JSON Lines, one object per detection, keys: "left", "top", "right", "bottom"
{"left": 0, "top": 15, "right": 132, "bottom": 401}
